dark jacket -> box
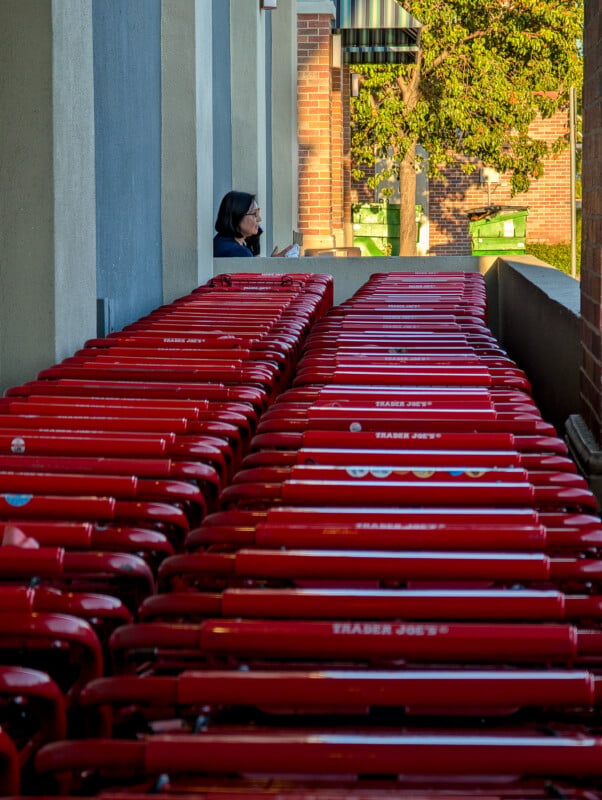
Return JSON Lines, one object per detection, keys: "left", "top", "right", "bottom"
{"left": 213, "top": 234, "right": 253, "bottom": 257}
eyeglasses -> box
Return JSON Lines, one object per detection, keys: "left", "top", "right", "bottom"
{"left": 244, "top": 208, "right": 261, "bottom": 218}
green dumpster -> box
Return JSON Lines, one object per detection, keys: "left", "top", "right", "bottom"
{"left": 352, "top": 202, "right": 421, "bottom": 256}
{"left": 467, "top": 205, "right": 529, "bottom": 256}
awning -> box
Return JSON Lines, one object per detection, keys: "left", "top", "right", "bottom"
{"left": 336, "top": 0, "right": 420, "bottom": 29}
{"left": 335, "top": 0, "right": 421, "bottom": 64}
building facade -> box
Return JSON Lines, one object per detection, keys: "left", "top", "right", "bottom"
{"left": 0, "top": 0, "right": 298, "bottom": 394}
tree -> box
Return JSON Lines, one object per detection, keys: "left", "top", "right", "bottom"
{"left": 350, "top": 0, "right": 583, "bottom": 255}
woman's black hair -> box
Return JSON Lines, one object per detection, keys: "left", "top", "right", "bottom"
{"left": 215, "top": 191, "right": 256, "bottom": 238}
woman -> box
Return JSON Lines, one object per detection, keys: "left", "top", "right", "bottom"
{"left": 213, "top": 191, "right": 293, "bottom": 257}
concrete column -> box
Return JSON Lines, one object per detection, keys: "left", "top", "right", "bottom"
{"left": 0, "top": 0, "right": 96, "bottom": 394}
{"left": 271, "top": 2, "right": 299, "bottom": 251}
{"left": 230, "top": 0, "right": 267, "bottom": 210}
{"left": 162, "top": 0, "right": 213, "bottom": 301}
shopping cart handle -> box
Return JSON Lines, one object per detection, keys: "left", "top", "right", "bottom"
{"left": 34, "top": 732, "right": 602, "bottom": 781}
{"left": 78, "top": 667, "right": 601, "bottom": 718}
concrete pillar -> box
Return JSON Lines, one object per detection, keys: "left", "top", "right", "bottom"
{"left": 565, "top": 0, "right": 602, "bottom": 505}
{"left": 0, "top": 0, "right": 96, "bottom": 394}
{"left": 271, "top": 2, "right": 299, "bottom": 251}
{"left": 230, "top": 0, "right": 267, "bottom": 213}
{"left": 162, "top": 0, "right": 213, "bottom": 301}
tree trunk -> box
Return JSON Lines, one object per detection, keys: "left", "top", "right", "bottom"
{"left": 398, "top": 149, "right": 418, "bottom": 256}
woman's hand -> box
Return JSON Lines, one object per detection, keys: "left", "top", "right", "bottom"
{"left": 271, "top": 243, "right": 296, "bottom": 257}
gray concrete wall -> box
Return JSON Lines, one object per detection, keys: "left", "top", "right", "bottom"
{"left": 271, "top": 2, "right": 299, "bottom": 251}
{"left": 53, "top": 2, "right": 97, "bottom": 359}
{"left": 0, "top": 0, "right": 96, "bottom": 394}
{"left": 0, "top": 2, "right": 54, "bottom": 392}
{"left": 162, "top": 0, "right": 214, "bottom": 303}
{"left": 493, "top": 257, "right": 581, "bottom": 435}
{"left": 229, "top": 1, "right": 269, "bottom": 247}
{"left": 212, "top": 1, "right": 233, "bottom": 218}
{"left": 210, "top": 2, "right": 299, "bottom": 258}
{"left": 194, "top": 1, "right": 215, "bottom": 286}
{"left": 264, "top": 12, "right": 274, "bottom": 249}
{"left": 93, "top": 0, "right": 162, "bottom": 333}
{"left": 0, "top": 0, "right": 300, "bottom": 395}
{"left": 213, "top": 255, "right": 485, "bottom": 305}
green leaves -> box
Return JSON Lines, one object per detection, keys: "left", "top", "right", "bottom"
{"left": 351, "top": 0, "right": 583, "bottom": 198}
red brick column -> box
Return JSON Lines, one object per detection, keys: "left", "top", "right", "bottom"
{"left": 566, "top": 0, "right": 602, "bottom": 502}
{"left": 580, "top": 0, "right": 602, "bottom": 444}
{"left": 297, "top": 11, "right": 339, "bottom": 249}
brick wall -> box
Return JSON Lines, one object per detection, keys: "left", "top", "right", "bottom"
{"left": 351, "top": 169, "right": 377, "bottom": 203}
{"left": 297, "top": 12, "right": 345, "bottom": 249}
{"left": 429, "top": 112, "right": 572, "bottom": 256}
{"left": 580, "top": 0, "right": 602, "bottom": 443}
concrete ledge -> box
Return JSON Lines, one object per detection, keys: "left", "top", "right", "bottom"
{"left": 296, "top": 0, "right": 336, "bottom": 15}
{"left": 499, "top": 257, "right": 580, "bottom": 314}
{"left": 213, "top": 255, "right": 487, "bottom": 305}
